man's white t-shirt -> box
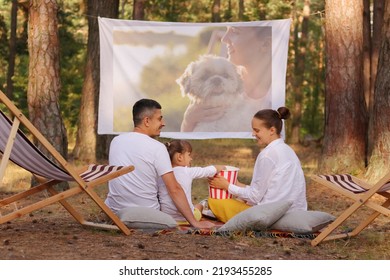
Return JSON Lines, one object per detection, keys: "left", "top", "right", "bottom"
{"left": 105, "top": 132, "right": 173, "bottom": 213}
{"left": 158, "top": 166, "right": 217, "bottom": 221}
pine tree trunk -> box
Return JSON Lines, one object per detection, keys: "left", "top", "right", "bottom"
{"left": 367, "top": 0, "right": 385, "bottom": 156}
{"left": 73, "top": 0, "right": 119, "bottom": 162}
{"left": 96, "top": 2, "right": 120, "bottom": 161}
{"left": 133, "top": 0, "right": 146, "bottom": 20}
{"left": 320, "top": 0, "right": 367, "bottom": 173}
{"left": 290, "top": 1, "right": 310, "bottom": 144}
{"left": 27, "top": 0, "right": 68, "bottom": 159}
{"left": 363, "top": 0, "right": 371, "bottom": 110}
{"left": 366, "top": 1, "right": 390, "bottom": 183}
{"left": 370, "top": 0, "right": 385, "bottom": 112}
{"left": 6, "top": 0, "right": 17, "bottom": 100}
{"left": 238, "top": 0, "right": 244, "bottom": 20}
{"left": 211, "top": 0, "right": 221, "bottom": 22}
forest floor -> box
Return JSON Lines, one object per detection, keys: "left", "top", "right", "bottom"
{"left": 1, "top": 140, "right": 390, "bottom": 260}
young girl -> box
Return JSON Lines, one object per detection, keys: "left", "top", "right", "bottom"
{"left": 158, "top": 140, "right": 224, "bottom": 223}
{"left": 208, "top": 107, "right": 307, "bottom": 222}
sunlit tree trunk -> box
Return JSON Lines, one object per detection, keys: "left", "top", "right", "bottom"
{"left": 319, "top": 0, "right": 367, "bottom": 173}
{"left": 212, "top": 0, "right": 221, "bottom": 22}
{"left": 367, "top": 0, "right": 385, "bottom": 156}
{"left": 238, "top": 0, "right": 244, "bottom": 20}
{"left": 27, "top": 0, "right": 68, "bottom": 158}
{"left": 363, "top": 0, "right": 371, "bottom": 110}
{"left": 133, "top": 0, "right": 146, "bottom": 20}
{"left": 290, "top": 0, "right": 310, "bottom": 144}
{"left": 6, "top": 0, "right": 17, "bottom": 100}
{"left": 73, "top": 0, "right": 119, "bottom": 162}
{"left": 366, "top": 1, "right": 390, "bottom": 182}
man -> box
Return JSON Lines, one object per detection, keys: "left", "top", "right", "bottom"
{"left": 105, "top": 99, "right": 214, "bottom": 228}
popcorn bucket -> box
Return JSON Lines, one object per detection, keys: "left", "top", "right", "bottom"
{"left": 209, "top": 166, "right": 239, "bottom": 199}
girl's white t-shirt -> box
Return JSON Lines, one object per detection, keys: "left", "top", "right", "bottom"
{"left": 158, "top": 165, "right": 217, "bottom": 221}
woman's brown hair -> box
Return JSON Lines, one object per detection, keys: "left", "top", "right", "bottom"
{"left": 253, "top": 107, "right": 290, "bottom": 135}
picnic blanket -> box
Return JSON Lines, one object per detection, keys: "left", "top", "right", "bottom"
{"left": 154, "top": 225, "right": 320, "bottom": 240}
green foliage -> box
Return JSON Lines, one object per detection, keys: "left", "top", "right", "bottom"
{"left": 145, "top": 0, "right": 211, "bottom": 22}
{"left": 265, "top": 0, "right": 293, "bottom": 19}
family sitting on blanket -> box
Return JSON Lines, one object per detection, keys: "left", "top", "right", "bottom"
{"left": 104, "top": 98, "right": 307, "bottom": 227}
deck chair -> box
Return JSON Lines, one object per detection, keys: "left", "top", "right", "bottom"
{"left": 310, "top": 173, "right": 390, "bottom": 246}
{"left": 0, "top": 89, "right": 134, "bottom": 235}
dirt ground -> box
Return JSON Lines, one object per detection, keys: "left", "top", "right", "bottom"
{"left": 0, "top": 203, "right": 332, "bottom": 260}
{"left": 1, "top": 143, "right": 390, "bottom": 260}
{"left": 1, "top": 197, "right": 389, "bottom": 260}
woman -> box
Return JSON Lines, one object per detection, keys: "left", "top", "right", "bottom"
{"left": 207, "top": 107, "right": 307, "bottom": 222}
{"left": 180, "top": 26, "right": 273, "bottom": 132}
{"left": 222, "top": 26, "right": 272, "bottom": 104}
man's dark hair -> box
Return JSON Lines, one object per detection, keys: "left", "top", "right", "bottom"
{"left": 132, "top": 99, "right": 162, "bottom": 127}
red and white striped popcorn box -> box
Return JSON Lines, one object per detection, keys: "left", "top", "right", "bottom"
{"left": 209, "top": 166, "right": 239, "bottom": 199}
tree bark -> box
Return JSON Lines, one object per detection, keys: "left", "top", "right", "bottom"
{"left": 370, "top": 0, "right": 385, "bottom": 113}
{"left": 367, "top": 0, "right": 385, "bottom": 156}
{"left": 238, "top": 0, "right": 244, "bottom": 21}
{"left": 290, "top": 0, "right": 310, "bottom": 144}
{"left": 211, "top": 0, "right": 221, "bottom": 22}
{"left": 133, "top": 0, "right": 146, "bottom": 20}
{"left": 73, "top": 0, "right": 119, "bottom": 162}
{"left": 27, "top": 0, "right": 68, "bottom": 159}
{"left": 366, "top": 1, "right": 390, "bottom": 182}
{"left": 6, "top": 0, "right": 18, "bottom": 100}
{"left": 363, "top": 0, "right": 371, "bottom": 110}
{"left": 320, "top": 0, "right": 367, "bottom": 173}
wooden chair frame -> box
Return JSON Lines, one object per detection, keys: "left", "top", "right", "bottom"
{"left": 0, "top": 89, "right": 134, "bottom": 235}
{"left": 311, "top": 173, "right": 390, "bottom": 246}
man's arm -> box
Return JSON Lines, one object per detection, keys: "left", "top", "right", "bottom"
{"left": 161, "top": 172, "right": 215, "bottom": 228}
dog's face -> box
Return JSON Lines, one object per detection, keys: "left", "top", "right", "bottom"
{"left": 176, "top": 55, "right": 244, "bottom": 105}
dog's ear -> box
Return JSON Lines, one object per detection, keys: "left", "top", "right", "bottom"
{"left": 176, "top": 61, "right": 196, "bottom": 96}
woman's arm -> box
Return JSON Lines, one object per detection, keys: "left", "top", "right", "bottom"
{"left": 229, "top": 157, "right": 275, "bottom": 205}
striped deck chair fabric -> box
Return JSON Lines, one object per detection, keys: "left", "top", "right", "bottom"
{"left": 318, "top": 174, "right": 390, "bottom": 194}
{"left": 0, "top": 90, "right": 134, "bottom": 235}
{"left": 310, "top": 172, "right": 390, "bottom": 246}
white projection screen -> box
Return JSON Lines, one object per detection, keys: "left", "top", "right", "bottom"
{"left": 98, "top": 18, "right": 291, "bottom": 139}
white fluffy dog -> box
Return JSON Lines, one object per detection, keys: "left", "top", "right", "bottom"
{"left": 176, "top": 55, "right": 246, "bottom": 132}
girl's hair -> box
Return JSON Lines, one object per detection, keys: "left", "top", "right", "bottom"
{"left": 253, "top": 107, "right": 290, "bottom": 135}
{"left": 165, "top": 140, "right": 192, "bottom": 161}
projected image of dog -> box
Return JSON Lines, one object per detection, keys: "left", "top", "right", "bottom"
{"left": 176, "top": 55, "right": 245, "bottom": 132}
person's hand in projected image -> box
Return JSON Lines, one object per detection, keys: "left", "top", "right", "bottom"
{"left": 180, "top": 101, "right": 227, "bottom": 132}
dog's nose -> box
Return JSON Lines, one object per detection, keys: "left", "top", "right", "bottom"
{"left": 210, "top": 76, "right": 222, "bottom": 86}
